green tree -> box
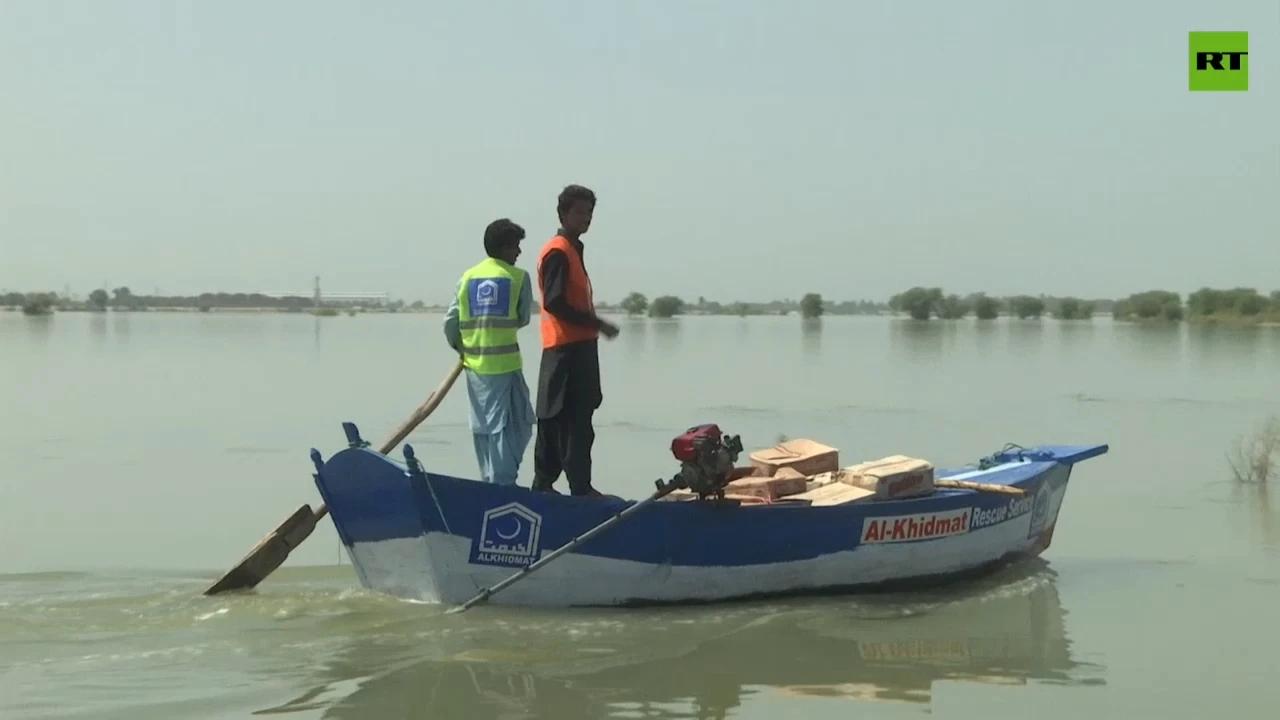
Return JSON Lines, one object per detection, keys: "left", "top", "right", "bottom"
{"left": 889, "top": 286, "right": 942, "bottom": 320}
{"left": 1054, "top": 297, "right": 1094, "bottom": 320}
{"left": 1236, "top": 291, "right": 1267, "bottom": 316}
{"left": 1009, "top": 295, "right": 1045, "bottom": 319}
{"left": 799, "top": 293, "right": 824, "bottom": 318}
{"left": 1114, "top": 290, "right": 1182, "bottom": 322}
{"left": 21, "top": 293, "right": 56, "bottom": 316}
{"left": 972, "top": 293, "right": 1000, "bottom": 320}
{"left": 935, "top": 294, "right": 969, "bottom": 319}
{"left": 648, "top": 295, "right": 686, "bottom": 318}
{"left": 87, "top": 289, "right": 109, "bottom": 311}
{"left": 111, "top": 286, "right": 133, "bottom": 310}
{"left": 619, "top": 292, "right": 649, "bottom": 316}
{"left": 1188, "top": 287, "right": 1268, "bottom": 318}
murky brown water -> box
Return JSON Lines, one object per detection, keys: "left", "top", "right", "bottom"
{"left": 3, "top": 311, "right": 1278, "bottom": 718}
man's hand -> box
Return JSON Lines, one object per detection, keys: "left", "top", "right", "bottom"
{"left": 600, "top": 320, "right": 620, "bottom": 339}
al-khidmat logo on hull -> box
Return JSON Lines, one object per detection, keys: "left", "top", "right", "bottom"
{"left": 470, "top": 502, "right": 543, "bottom": 568}
{"left": 1027, "top": 477, "right": 1053, "bottom": 539}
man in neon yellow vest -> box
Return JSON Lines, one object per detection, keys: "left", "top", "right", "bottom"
{"left": 443, "top": 219, "right": 536, "bottom": 486}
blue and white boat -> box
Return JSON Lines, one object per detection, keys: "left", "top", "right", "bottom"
{"left": 310, "top": 423, "right": 1108, "bottom": 608}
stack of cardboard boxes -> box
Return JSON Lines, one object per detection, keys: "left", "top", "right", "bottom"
{"left": 660, "top": 438, "right": 938, "bottom": 506}
{"left": 724, "top": 439, "right": 938, "bottom": 506}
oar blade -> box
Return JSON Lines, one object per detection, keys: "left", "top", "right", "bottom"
{"left": 202, "top": 504, "right": 319, "bottom": 595}
{"left": 201, "top": 358, "right": 464, "bottom": 597}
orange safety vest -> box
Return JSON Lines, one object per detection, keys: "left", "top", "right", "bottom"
{"left": 537, "top": 235, "right": 599, "bottom": 348}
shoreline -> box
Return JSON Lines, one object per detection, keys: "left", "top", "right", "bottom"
{"left": 5, "top": 305, "right": 1279, "bottom": 326}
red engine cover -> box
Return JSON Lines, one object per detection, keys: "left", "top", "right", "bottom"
{"left": 670, "top": 424, "right": 723, "bottom": 463}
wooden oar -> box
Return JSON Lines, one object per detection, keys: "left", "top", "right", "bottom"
{"left": 934, "top": 478, "right": 1026, "bottom": 496}
{"left": 202, "top": 357, "right": 465, "bottom": 596}
{"left": 447, "top": 481, "right": 680, "bottom": 614}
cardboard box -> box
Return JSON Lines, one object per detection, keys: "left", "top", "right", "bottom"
{"left": 777, "top": 482, "right": 875, "bottom": 506}
{"left": 749, "top": 439, "right": 839, "bottom": 477}
{"left": 725, "top": 474, "right": 809, "bottom": 501}
{"left": 774, "top": 466, "right": 807, "bottom": 481}
{"left": 841, "top": 456, "right": 935, "bottom": 500}
{"left": 803, "top": 470, "right": 842, "bottom": 491}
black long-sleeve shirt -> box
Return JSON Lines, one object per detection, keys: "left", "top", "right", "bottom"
{"left": 536, "top": 236, "right": 604, "bottom": 420}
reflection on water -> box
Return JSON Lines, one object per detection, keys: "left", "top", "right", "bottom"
{"left": 23, "top": 314, "right": 55, "bottom": 342}
{"left": 1187, "top": 323, "right": 1265, "bottom": 369}
{"left": 89, "top": 312, "right": 108, "bottom": 345}
{"left": 651, "top": 319, "right": 681, "bottom": 354}
{"left": 972, "top": 319, "right": 1000, "bottom": 336}
{"left": 1004, "top": 318, "right": 1045, "bottom": 357}
{"left": 1114, "top": 321, "right": 1183, "bottom": 361}
{"left": 257, "top": 562, "right": 1103, "bottom": 719}
{"left": 801, "top": 318, "right": 822, "bottom": 357}
{"left": 1237, "top": 481, "right": 1279, "bottom": 551}
{"left": 888, "top": 319, "right": 946, "bottom": 364}
{"left": 110, "top": 310, "right": 131, "bottom": 343}
{"left": 1267, "top": 329, "right": 1280, "bottom": 368}
{"left": 1055, "top": 319, "right": 1096, "bottom": 350}
{"left": 618, "top": 315, "right": 648, "bottom": 355}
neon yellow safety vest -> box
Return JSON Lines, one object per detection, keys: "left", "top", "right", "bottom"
{"left": 456, "top": 257, "right": 526, "bottom": 374}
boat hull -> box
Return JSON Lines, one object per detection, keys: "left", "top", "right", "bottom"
{"left": 312, "top": 440, "right": 1107, "bottom": 608}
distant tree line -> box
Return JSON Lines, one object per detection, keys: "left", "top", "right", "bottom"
{"left": 0, "top": 287, "right": 412, "bottom": 315}
{"left": 886, "top": 288, "right": 1107, "bottom": 321}
{"left": 1113, "top": 287, "right": 1280, "bottom": 324}
{"left": 616, "top": 292, "right": 883, "bottom": 319}
{"left": 7, "top": 285, "right": 1280, "bottom": 325}
{"left": 885, "top": 286, "right": 1280, "bottom": 324}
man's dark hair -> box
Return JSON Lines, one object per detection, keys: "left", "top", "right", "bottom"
{"left": 556, "top": 184, "right": 597, "bottom": 219}
{"left": 483, "top": 218, "right": 525, "bottom": 258}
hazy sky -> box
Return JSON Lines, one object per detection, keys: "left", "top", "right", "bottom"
{"left": 2, "top": 0, "right": 1276, "bottom": 304}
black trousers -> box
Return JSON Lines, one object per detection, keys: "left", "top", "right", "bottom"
{"left": 531, "top": 410, "right": 596, "bottom": 495}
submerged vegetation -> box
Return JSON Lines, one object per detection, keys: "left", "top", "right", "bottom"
{"left": 886, "top": 288, "right": 1101, "bottom": 321}
{"left": 1184, "top": 288, "right": 1280, "bottom": 325}
{"left": 1111, "top": 290, "right": 1184, "bottom": 322}
{"left": 1228, "top": 416, "right": 1280, "bottom": 486}
{"left": 19, "top": 293, "right": 56, "bottom": 316}
{"left": 882, "top": 286, "right": 1280, "bottom": 325}
{"left": 618, "top": 292, "right": 876, "bottom": 318}
{"left": 0, "top": 287, "right": 409, "bottom": 315}
{"left": 4, "top": 285, "right": 1279, "bottom": 325}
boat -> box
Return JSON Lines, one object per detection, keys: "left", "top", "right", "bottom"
{"left": 309, "top": 421, "right": 1108, "bottom": 608}
{"left": 253, "top": 562, "right": 1106, "bottom": 717}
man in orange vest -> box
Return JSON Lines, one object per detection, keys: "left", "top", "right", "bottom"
{"left": 531, "top": 184, "right": 620, "bottom": 496}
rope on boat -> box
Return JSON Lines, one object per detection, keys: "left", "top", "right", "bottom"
{"left": 977, "top": 443, "right": 1030, "bottom": 469}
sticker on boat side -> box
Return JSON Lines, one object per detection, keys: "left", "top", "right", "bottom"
{"left": 1027, "top": 479, "right": 1053, "bottom": 539}
{"left": 469, "top": 502, "right": 543, "bottom": 568}
{"left": 970, "top": 493, "right": 1034, "bottom": 531}
{"left": 860, "top": 508, "right": 971, "bottom": 544}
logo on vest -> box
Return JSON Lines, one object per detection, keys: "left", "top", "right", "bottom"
{"left": 470, "top": 502, "right": 543, "bottom": 568}
{"left": 467, "top": 277, "right": 512, "bottom": 317}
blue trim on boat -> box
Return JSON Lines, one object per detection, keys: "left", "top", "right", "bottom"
{"left": 313, "top": 438, "right": 1107, "bottom": 569}
{"left": 979, "top": 444, "right": 1109, "bottom": 466}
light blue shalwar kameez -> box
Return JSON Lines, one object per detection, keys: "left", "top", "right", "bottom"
{"left": 443, "top": 274, "right": 536, "bottom": 486}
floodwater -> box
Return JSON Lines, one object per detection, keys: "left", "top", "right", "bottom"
{"left": 2, "top": 311, "right": 1278, "bottom": 719}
